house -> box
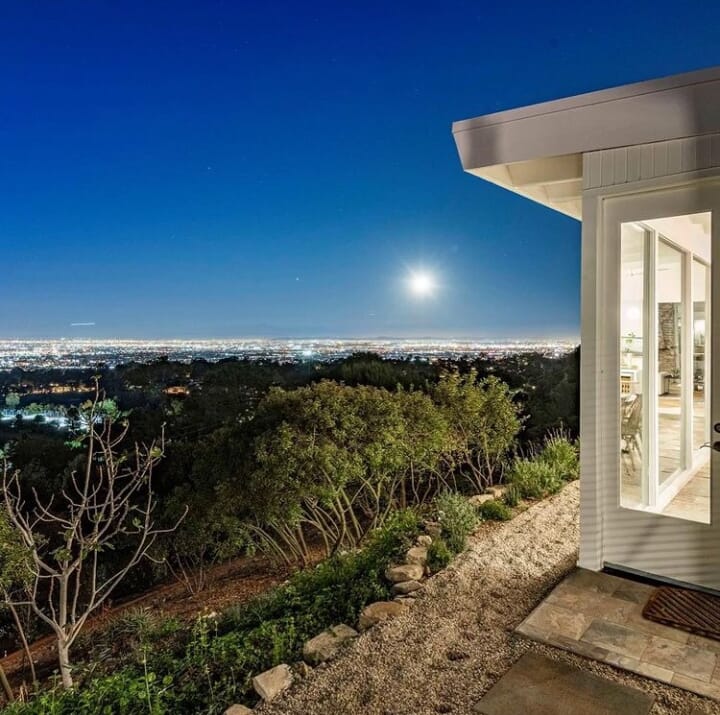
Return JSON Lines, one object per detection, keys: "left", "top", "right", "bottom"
{"left": 453, "top": 66, "right": 720, "bottom": 593}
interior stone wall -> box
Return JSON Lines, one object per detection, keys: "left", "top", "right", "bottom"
{"left": 658, "top": 302, "right": 679, "bottom": 375}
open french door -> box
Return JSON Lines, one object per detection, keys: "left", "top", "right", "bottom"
{"left": 601, "top": 182, "right": 720, "bottom": 591}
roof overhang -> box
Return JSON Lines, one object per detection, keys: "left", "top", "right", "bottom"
{"left": 452, "top": 66, "right": 720, "bottom": 220}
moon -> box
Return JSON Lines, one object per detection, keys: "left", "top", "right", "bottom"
{"left": 408, "top": 270, "right": 436, "bottom": 297}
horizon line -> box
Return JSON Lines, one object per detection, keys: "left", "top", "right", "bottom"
{"left": 0, "top": 335, "right": 581, "bottom": 344}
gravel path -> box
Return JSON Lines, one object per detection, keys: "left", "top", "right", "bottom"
{"left": 261, "top": 482, "right": 718, "bottom": 715}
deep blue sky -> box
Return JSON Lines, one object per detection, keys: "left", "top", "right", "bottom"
{"left": 2, "top": 1, "right": 719, "bottom": 339}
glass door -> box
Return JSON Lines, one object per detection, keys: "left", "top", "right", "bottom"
{"left": 619, "top": 213, "right": 711, "bottom": 524}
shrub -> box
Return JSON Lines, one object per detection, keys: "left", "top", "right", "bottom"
{"left": 476, "top": 499, "right": 512, "bottom": 521}
{"left": 435, "top": 492, "right": 477, "bottom": 553}
{"left": 508, "top": 457, "right": 562, "bottom": 499}
{"left": 426, "top": 538, "right": 453, "bottom": 573}
{"left": 508, "top": 433, "right": 579, "bottom": 500}
{"left": 540, "top": 432, "right": 579, "bottom": 481}
{"left": 3, "top": 668, "right": 174, "bottom": 715}
{"left": 503, "top": 482, "right": 521, "bottom": 508}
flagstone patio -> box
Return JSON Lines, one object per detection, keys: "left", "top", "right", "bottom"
{"left": 517, "top": 568, "right": 720, "bottom": 701}
{"left": 475, "top": 651, "right": 655, "bottom": 715}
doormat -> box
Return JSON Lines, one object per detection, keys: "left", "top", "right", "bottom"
{"left": 642, "top": 586, "right": 720, "bottom": 641}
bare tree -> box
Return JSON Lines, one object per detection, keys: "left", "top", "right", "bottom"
{"left": 1, "top": 392, "right": 185, "bottom": 690}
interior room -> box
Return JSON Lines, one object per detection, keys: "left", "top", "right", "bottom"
{"left": 620, "top": 212, "right": 711, "bottom": 523}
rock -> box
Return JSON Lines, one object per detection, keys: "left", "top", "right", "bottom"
{"left": 292, "top": 660, "right": 313, "bottom": 678}
{"left": 392, "top": 580, "right": 423, "bottom": 595}
{"left": 224, "top": 706, "right": 253, "bottom": 715}
{"left": 468, "top": 493, "right": 495, "bottom": 507}
{"left": 394, "top": 596, "right": 417, "bottom": 605}
{"left": 385, "top": 563, "right": 424, "bottom": 583}
{"left": 446, "top": 648, "right": 470, "bottom": 661}
{"left": 423, "top": 521, "right": 442, "bottom": 538}
{"left": 358, "top": 600, "right": 408, "bottom": 630}
{"left": 486, "top": 485, "right": 507, "bottom": 498}
{"left": 405, "top": 546, "right": 428, "bottom": 566}
{"left": 252, "top": 663, "right": 293, "bottom": 702}
{"left": 416, "top": 534, "right": 433, "bottom": 547}
{"left": 302, "top": 623, "right": 359, "bottom": 665}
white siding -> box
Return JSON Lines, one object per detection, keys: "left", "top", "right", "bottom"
{"left": 584, "top": 134, "right": 720, "bottom": 190}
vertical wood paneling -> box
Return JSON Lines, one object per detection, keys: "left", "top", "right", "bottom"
{"left": 711, "top": 135, "right": 720, "bottom": 167}
{"left": 586, "top": 152, "right": 602, "bottom": 189}
{"left": 613, "top": 147, "right": 627, "bottom": 184}
{"left": 697, "top": 135, "right": 712, "bottom": 169}
{"left": 585, "top": 133, "right": 720, "bottom": 189}
{"left": 667, "top": 139, "right": 683, "bottom": 174}
{"left": 601, "top": 151, "right": 614, "bottom": 186}
{"left": 681, "top": 137, "right": 697, "bottom": 172}
{"left": 653, "top": 143, "right": 668, "bottom": 177}
{"left": 627, "top": 146, "right": 642, "bottom": 182}
{"left": 640, "top": 144, "right": 655, "bottom": 180}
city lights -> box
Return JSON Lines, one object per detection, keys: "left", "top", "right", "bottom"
{"left": 0, "top": 338, "right": 578, "bottom": 371}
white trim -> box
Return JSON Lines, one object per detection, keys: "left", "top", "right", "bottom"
{"left": 644, "top": 228, "right": 658, "bottom": 508}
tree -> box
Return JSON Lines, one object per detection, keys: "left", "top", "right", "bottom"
{"left": 395, "top": 388, "right": 453, "bottom": 504}
{"left": 4, "top": 392, "right": 20, "bottom": 411}
{"left": 248, "top": 381, "right": 408, "bottom": 561}
{"left": 433, "top": 370, "right": 522, "bottom": 491}
{"left": 1, "top": 392, "right": 184, "bottom": 689}
{"left": 157, "top": 429, "right": 251, "bottom": 595}
{"left": 0, "top": 508, "right": 36, "bottom": 688}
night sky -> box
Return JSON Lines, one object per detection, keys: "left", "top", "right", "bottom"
{"left": 3, "top": 1, "right": 719, "bottom": 340}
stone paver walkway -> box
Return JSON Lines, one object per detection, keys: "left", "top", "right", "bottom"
{"left": 517, "top": 568, "right": 720, "bottom": 701}
{"left": 476, "top": 651, "right": 655, "bottom": 715}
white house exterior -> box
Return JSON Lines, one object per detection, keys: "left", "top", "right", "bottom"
{"left": 453, "top": 67, "right": 720, "bottom": 591}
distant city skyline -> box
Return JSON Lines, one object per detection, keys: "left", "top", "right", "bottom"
{"left": 0, "top": 337, "right": 578, "bottom": 371}
{"left": 3, "top": 2, "right": 719, "bottom": 339}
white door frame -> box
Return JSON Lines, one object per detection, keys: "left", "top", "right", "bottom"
{"left": 579, "top": 173, "right": 720, "bottom": 591}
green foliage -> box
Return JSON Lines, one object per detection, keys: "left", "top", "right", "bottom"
{"left": 432, "top": 371, "right": 521, "bottom": 490}
{"left": 508, "top": 433, "right": 579, "bottom": 500}
{"left": 476, "top": 499, "right": 512, "bottom": 522}
{"left": 540, "top": 432, "right": 579, "bottom": 481}
{"left": 426, "top": 538, "right": 453, "bottom": 573}
{"left": 82, "top": 608, "right": 183, "bottom": 665}
{"left": 244, "top": 381, "right": 451, "bottom": 560}
{"left": 508, "top": 457, "right": 559, "bottom": 499}
{"left": 435, "top": 491, "right": 477, "bottom": 553}
{"left": 10, "top": 511, "right": 420, "bottom": 715}
{"left": 3, "top": 667, "right": 174, "bottom": 715}
{"left": 4, "top": 392, "right": 20, "bottom": 410}
{"left": 0, "top": 510, "right": 32, "bottom": 593}
{"left": 156, "top": 427, "right": 253, "bottom": 593}
{"left": 503, "top": 482, "right": 522, "bottom": 508}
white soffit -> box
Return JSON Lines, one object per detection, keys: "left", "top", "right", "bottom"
{"left": 453, "top": 66, "right": 720, "bottom": 221}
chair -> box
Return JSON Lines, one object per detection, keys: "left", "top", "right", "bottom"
{"left": 621, "top": 394, "right": 642, "bottom": 456}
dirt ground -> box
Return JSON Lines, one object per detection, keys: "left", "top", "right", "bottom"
{"left": 261, "top": 482, "right": 718, "bottom": 715}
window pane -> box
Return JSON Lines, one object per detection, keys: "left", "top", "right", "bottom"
{"left": 693, "top": 260, "right": 708, "bottom": 455}
{"left": 620, "top": 223, "right": 644, "bottom": 506}
{"left": 657, "top": 240, "right": 683, "bottom": 485}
